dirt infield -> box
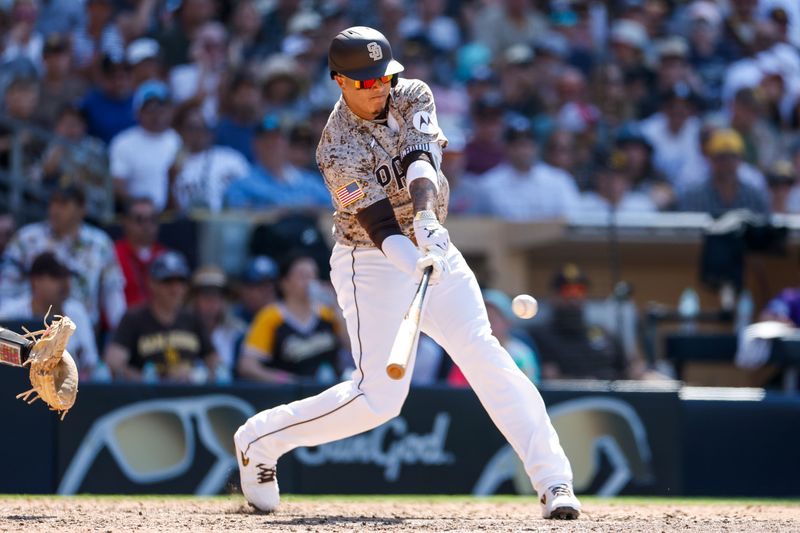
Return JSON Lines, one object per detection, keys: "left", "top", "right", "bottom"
{"left": 0, "top": 496, "right": 797, "bottom": 532}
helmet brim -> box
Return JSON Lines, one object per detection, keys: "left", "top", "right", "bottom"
{"left": 336, "top": 59, "right": 404, "bottom": 81}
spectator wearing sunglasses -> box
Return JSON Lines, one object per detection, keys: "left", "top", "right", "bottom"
{"left": 105, "top": 250, "right": 218, "bottom": 383}
{"left": 113, "top": 196, "right": 167, "bottom": 307}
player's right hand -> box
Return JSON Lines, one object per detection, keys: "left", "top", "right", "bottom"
{"left": 415, "top": 247, "right": 448, "bottom": 285}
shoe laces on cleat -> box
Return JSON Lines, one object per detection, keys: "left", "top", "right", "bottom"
{"left": 550, "top": 483, "right": 572, "bottom": 497}
{"left": 256, "top": 464, "right": 276, "bottom": 484}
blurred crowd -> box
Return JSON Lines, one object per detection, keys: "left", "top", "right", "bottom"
{"left": 1, "top": 0, "right": 800, "bottom": 385}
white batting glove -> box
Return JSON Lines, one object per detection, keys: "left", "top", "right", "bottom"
{"left": 415, "top": 246, "right": 449, "bottom": 285}
{"left": 413, "top": 210, "right": 450, "bottom": 255}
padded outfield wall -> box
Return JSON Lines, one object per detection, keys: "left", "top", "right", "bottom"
{"left": 0, "top": 368, "right": 797, "bottom": 497}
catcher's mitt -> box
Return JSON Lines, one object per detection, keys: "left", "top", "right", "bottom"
{"left": 14, "top": 315, "right": 79, "bottom": 420}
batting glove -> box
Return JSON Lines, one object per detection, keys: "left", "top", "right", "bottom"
{"left": 415, "top": 246, "right": 449, "bottom": 285}
{"left": 413, "top": 210, "right": 450, "bottom": 255}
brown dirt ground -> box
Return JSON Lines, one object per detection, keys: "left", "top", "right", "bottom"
{"left": 0, "top": 496, "right": 798, "bottom": 533}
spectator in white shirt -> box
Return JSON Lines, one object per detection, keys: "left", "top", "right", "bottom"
{"left": 109, "top": 80, "right": 181, "bottom": 212}
{"left": 167, "top": 103, "right": 249, "bottom": 213}
{"left": 481, "top": 119, "right": 580, "bottom": 221}
{"left": 639, "top": 82, "right": 705, "bottom": 185}
{"left": 168, "top": 21, "right": 227, "bottom": 126}
{"left": 0, "top": 252, "right": 98, "bottom": 379}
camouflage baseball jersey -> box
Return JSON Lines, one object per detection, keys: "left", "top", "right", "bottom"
{"left": 316, "top": 78, "right": 450, "bottom": 247}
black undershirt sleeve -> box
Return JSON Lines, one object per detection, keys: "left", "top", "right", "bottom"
{"left": 400, "top": 150, "right": 433, "bottom": 175}
{"left": 356, "top": 198, "right": 403, "bottom": 250}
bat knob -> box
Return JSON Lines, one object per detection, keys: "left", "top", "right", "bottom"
{"left": 386, "top": 364, "right": 405, "bottom": 380}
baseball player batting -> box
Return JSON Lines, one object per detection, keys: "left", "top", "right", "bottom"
{"left": 234, "top": 26, "right": 581, "bottom": 520}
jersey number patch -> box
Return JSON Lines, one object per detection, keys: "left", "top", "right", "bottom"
{"left": 375, "top": 155, "right": 405, "bottom": 191}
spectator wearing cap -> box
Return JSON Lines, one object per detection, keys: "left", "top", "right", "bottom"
{"left": 448, "top": 288, "right": 541, "bottom": 387}
{"left": 497, "top": 44, "right": 542, "bottom": 118}
{"left": 109, "top": 79, "right": 181, "bottom": 211}
{"left": 114, "top": 196, "right": 167, "bottom": 307}
{"left": 765, "top": 159, "right": 798, "bottom": 213}
{"left": 644, "top": 36, "right": 706, "bottom": 116}
{"left": 238, "top": 252, "right": 342, "bottom": 384}
{"left": 579, "top": 149, "right": 657, "bottom": 215}
{"left": 126, "top": 38, "right": 163, "bottom": 90}
{"left": 105, "top": 250, "right": 218, "bottom": 382}
{"left": 677, "top": 128, "right": 770, "bottom": 216}
{"left": 471, "top": 0, "right": 548, "bottom": 56}
{"left": 685, "top": 1, "right": 733, "bottom": 107}
{"left": 1, "top": 0, "right": 44, "bottom": 71}
{"left": 79, "top": 54, "right": 135, "bottom": 144}
{"left": 223, "top": 114, "right": 329, "bottom": 209}
{"left": 232, "top": 255, "right": 278, "bottom": 326}
{"left": 530, "top": 263, "right": 629, "bottom": 380}
{"left": 465, "top": 93, "right": 506, "bottom": 175}
{"left": 167, "top": 103, "right": 249, "bottom": 214}
{"left": 609, "top": 19, "right": 650, "bottom": 72}
{"left": 156, "top": 0, "right": 217, "bottom": 68}
{"left": 39, "top": 104, "right": 106, "bottom": 192}
{"left": 169, "top": 21, "right": 228, "bottom": 126}
{"left": 258, "top": 54, "right": 310, "bottom": 126}
{"left": 639, "top": 82, "right": 704, "bottom": 184}
{"left": 189, "top": 265, "right": 246, "bottom": 380}
{"left": 0, "top": 182, "right": 126, "bottom": 330}
{"left": 37, "top": 33, "right": 88, "bottom": 128}
{"left": 0, "top": 251, "right": 98, "bottom": 379}
{"left": 71, "top": 0, "right": 125, "bottom": 72}
{"left": 481, "top": 119, "right": 580, "bottom": 222}
{"left": 214, "top": 72, "right": 262, "bottom": 162}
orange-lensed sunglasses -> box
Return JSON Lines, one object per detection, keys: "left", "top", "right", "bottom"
{"left": 351, "top": 74, "right": 395, "bottom": 89}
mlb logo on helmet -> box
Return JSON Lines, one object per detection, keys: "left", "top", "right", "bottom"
{"left": 367, "top": 42, "right": 383, "bottom": 61}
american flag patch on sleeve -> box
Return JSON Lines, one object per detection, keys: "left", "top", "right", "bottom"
{"left": 335, "top": 180, "right": 365, "bottom": 207}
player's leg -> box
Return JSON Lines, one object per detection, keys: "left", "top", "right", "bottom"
{"left": 235, "top": 244, "right": 418, "bottom": 510}
{"left": 420, "top": 245, "right": 579, "bottom": 518}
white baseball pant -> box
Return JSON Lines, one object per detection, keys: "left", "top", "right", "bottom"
{"left": 237, "top": 242, "right": 574, "bottom": 493}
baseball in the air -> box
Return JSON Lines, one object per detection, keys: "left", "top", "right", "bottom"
{"left": 512, "top": 294, "right": 538, "bottom": 319}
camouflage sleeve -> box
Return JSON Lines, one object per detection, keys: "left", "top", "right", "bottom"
{"left": 395, "top": 79, "right": 448, "bottom": 171}
{"left": 316, "top": 126, "right": 387, "bottom": 215}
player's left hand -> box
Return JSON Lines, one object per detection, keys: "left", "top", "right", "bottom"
{"left": 415, "top": 246, "right": 449, "bottom": 285}
{"left": 413, "top": 210, "right": 450, "bottom": 255}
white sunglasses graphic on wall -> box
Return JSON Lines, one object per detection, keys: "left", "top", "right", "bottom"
{"left": 58, "top": 395, "right": 255, "bottom": 495}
